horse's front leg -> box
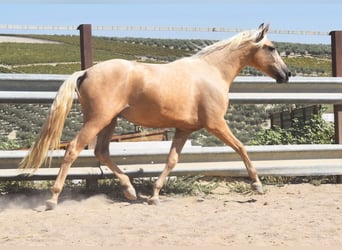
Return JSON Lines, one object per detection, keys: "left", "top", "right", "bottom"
{"left": 206, "top": 120, "right": 264, "bottom": 194}
{"left": 149, "top": 129, "right": 190, "bottom": 205}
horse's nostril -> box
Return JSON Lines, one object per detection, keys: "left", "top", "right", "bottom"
{"left": 288, "top": 71, "right": 292, "bottom": 77}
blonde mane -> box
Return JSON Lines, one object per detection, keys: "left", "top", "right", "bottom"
{"left": 194, "top": 29, "right": 266, "bottom": 57}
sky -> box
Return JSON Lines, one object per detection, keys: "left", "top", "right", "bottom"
{"left": 0, "top": 0, "right": 342, "bottom": 44}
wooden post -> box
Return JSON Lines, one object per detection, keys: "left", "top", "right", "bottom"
{"left": 330, "top": 30, "right": 342, "bottom": 183}
{"left": 77, "top": 24, "right": 98, "bottom": 188}
{"left": 77, "top": 24, "right": 93, "bottom": 70}
{"left": 77, "top": 24, "right": 97, "bottom": 150}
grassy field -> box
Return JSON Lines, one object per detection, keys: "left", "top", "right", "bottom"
{"left": 0, "top": 34, "right": 332, "bottom": 76}
{"left": 0, "top": 35, "right": 188, "bottom": 74}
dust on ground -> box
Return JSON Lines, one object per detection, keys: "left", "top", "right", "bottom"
{"left": 0, "top": 183, "right": 341, "bottom": 247}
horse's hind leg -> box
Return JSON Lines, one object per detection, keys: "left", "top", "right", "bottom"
{"left": 94, "top": 119, "right": 136, "bottom": 200}
{"left": 46, "top": 120, "right": 106, "bottom": 210}
{"left": 149, "top": 129, "right": 190, "bottom": 205}
{"left": 206, "top": 120, "right": 263, "bottom": 194}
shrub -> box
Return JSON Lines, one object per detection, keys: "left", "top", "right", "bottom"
{"left": 249, "top": 113, "right": 334, "bottom": 145}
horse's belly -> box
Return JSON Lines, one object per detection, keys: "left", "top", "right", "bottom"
{"left": 120, "top": 106, "right": 200, "bottom": 130}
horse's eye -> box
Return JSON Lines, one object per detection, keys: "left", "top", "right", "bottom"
{"left": 266, "top": 45, "right": 275, "bottom": 52}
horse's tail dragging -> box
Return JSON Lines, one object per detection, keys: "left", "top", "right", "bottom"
{"left": 19, "top": 70, "right": 86, "bottom": 173}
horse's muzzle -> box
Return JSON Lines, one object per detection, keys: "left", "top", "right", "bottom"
{"left": 276, "top": 70, "right": 291, "bottom": 83}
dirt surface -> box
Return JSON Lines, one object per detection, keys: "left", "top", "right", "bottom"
{"left": 0, "top": 183, "right": 341, "bottom": 247}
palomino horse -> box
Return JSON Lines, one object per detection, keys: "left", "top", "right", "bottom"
{"left": 20, "top": 23, "right": 290, "bottom": 210}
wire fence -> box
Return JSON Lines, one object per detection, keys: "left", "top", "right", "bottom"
{"left": 0, "top": 24, "right": 330, "bottom": 36}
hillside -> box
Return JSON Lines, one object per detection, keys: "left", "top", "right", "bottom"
{"left": 0, "top": 34, "right": 333, "bottom": 148}
{"left": 0, "top": 34, "right": 332, "bottom": 76}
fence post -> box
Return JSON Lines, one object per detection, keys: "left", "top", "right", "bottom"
{"left": 77, "top": 24, "right": 98, "bottom": 188}
{"left": 77, "top": 24, "right": 96, "bottom": 148}
{"left": 77, "top": 24, "right": 93, "bottom": 70}
{"left": 330, "top": 30, "right": 342, "bottom": 183}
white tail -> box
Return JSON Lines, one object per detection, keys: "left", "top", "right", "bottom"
{"left": 19, "top": 70, "right": 86, "bottom": 172}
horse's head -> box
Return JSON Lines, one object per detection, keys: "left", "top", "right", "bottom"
{"left": 249, "top": 24, "right": 291, "bottom": 83}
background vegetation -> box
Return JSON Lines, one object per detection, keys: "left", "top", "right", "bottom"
{"left": 250, "top": 113, "right": 334, "bottom": 145}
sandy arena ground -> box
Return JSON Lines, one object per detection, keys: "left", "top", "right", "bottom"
{"left": 0, "top": 183, "right": 341, "bottom": 247}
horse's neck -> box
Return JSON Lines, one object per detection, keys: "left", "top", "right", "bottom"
{"left": 202, "top": 49, "right": 248, "bottom": 86}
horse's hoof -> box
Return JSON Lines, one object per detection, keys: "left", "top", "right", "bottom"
{"left": 123, "top": 186, "right": 137, "bottom": 201}
{"left": 45, "top": 200, "right": 57, "bottom": 211}
{"left": 251, "top": 182, "right": 264, "bottom": 194}
{"left": 147, "top": 198, "right": 160, "bottom": 206}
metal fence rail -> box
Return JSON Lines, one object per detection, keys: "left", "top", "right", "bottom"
{"left": 1, "top": 74, "right": 342, "bottom": 184}
{"left": 1, "top": 74, "right": 342, "bottom": 104}
{"left": 1, "top": 143, "right": 342, "bottom": 182}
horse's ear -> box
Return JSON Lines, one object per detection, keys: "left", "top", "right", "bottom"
{"left": 255, "top": 23, "right": 270, "bottom": 42}
{"left": 258, "top": 23, "right": 264, "bottom": 30}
